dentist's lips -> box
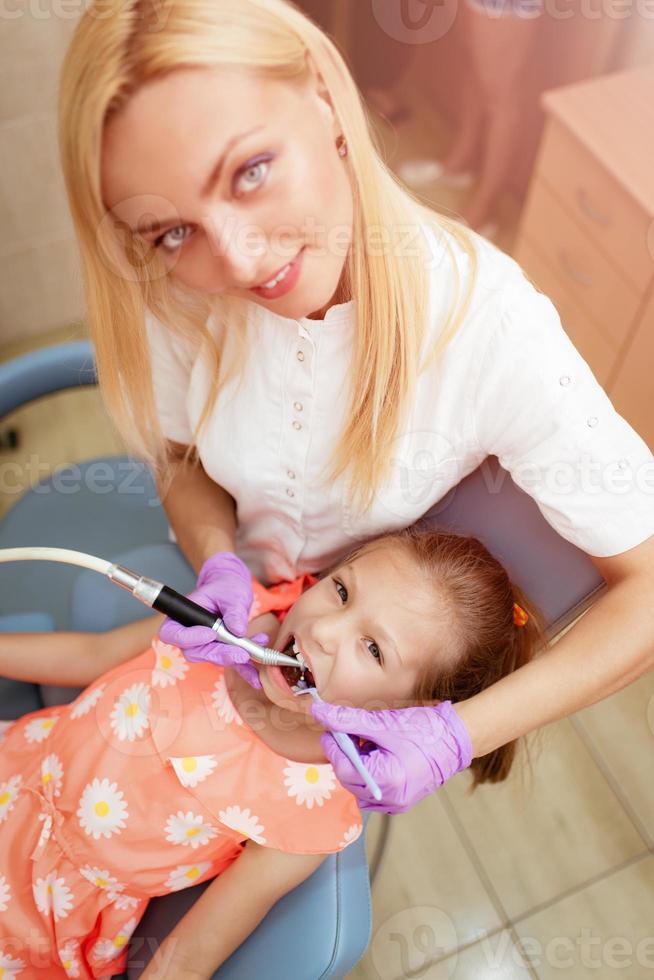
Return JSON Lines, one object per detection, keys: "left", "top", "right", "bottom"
{"left": 250, "top": 247, "right": 305, "bottom": 299}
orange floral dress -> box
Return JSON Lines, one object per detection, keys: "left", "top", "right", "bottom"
{"left": 0, "top": 573, "right": 361, "bottom": 979}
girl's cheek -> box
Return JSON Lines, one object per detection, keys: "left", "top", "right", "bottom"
{"left": 315, "top": 669, "right": 389, "bottom": 709}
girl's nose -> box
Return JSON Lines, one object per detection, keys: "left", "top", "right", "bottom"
{"left": 308, "top": 615, "right": 343, "bottom": 662}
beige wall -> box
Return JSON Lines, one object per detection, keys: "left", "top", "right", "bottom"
{"left": 0, "top": 13, "right": 83, "bottom": 346}
{"left": 618, "top": 17, "right": 654, "bottom": 66}
{"left": 1, "top": 4, "right": 652, "bottom": 350}
{"left": 412, "top": 8, "right": 653, "bottom": 202}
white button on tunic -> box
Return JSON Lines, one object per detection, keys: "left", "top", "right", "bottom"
{"left": 145, "top": 222, "right": 654, "bottom": 584}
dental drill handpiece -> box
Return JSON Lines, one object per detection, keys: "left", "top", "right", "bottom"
{"left": 107, "top": 563, "right": 301, "bottom": 669}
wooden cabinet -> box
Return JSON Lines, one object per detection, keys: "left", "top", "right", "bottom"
{"left": 513, "top": 65, "right": 654, "bottom": 450}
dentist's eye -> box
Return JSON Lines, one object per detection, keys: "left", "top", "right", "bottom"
{"left": 152, "top": 153, "right": 274, "bottom": 253}
{"left": 234, "top": 154, "right": 274, "bottom": 196}
{"left": 153, "top": 225, "right": 190, "bottom": 253}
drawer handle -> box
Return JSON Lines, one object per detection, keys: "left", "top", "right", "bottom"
{"left": 558, "top": 248, "right": 594, "bottom": 287}
{"left": 576, "top": 188, "right": 610, "bottom": 226}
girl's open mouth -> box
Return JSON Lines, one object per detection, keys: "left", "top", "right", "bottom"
{"left": 279, "top": 635, "right": 316, "bottom": 690}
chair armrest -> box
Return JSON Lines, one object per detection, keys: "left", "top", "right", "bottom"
{"left": 0, "top": 341, "right": 96, "bottom": 418}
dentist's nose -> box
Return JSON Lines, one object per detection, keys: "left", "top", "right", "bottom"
{"left": 204, "top": 212, "right": 267, "bottom": 286}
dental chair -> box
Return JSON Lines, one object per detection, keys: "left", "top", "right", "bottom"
{"left": 0, "top": 341, "right": 606, "bottom": 978}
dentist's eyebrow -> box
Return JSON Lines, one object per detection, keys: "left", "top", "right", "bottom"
{"left": 134, "top": 124, "right": 266, "bottom": 236}
{"left": 346, "top": 563, "right": 403, "bottom": 667}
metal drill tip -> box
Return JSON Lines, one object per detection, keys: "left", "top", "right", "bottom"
{"left": 210, "top": 618, "right": 302, "bottom": 668}
{"left": 261, "top": 647, "right": 303, "bottom": 668}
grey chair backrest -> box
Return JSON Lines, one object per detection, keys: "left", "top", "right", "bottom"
{"left": 0, "top": 340, "right": 96, "bottom": 417}
{"left": 0, "top": 342, "right": 605, "bottom": 639}
{"left": 420, "top": 455, "right": 606, "bottom": 639}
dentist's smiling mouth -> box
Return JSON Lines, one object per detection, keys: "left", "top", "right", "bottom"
{"left": 249, "top": 247, "right": 305, "bottom": 299}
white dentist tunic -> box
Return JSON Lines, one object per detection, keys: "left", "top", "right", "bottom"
{"left": 145, "top": 222, "right": 654, "bottom": 585}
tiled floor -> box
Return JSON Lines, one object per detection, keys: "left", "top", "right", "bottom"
{"left": 1, "top": 84, "right": 653, "bottom": 980}
{"left": 352, "top": 669, "right": 654, "bottom": 980}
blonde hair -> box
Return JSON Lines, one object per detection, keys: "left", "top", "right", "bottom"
{"left": 58, "top": 0, "right": 479, "bottom": 513}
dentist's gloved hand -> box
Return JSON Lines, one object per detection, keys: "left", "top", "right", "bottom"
{"left": 309, "top": 700, "right": 473, "bottom": 813}
{"left": 158, "top": 551, "right": 264, "bottom": 690}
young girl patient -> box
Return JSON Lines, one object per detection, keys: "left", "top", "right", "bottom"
{"left": 0, "top": 525, "right": 545, "bottom": 979}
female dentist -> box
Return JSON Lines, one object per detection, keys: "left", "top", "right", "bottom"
{"left": 58, "top": 0, "right": 654, "bottom": 813}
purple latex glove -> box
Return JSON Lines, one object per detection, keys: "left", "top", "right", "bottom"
{"left": 309, "top": 699, "right": 473, "bottom": 813}
{"left": 158, "top": 551, "right": 264, "bottom": 690}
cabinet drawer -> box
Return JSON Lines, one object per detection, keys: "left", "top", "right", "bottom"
{"left": 513, "top": 236, "right": 617, "bottom": 387}
{"left": 609, "top": 285, "right": 654, "bottom": 453}
{"left": 518, "top": 178, "right": 641, "bottom": 352}
{"left": 535, "top": 118, "right": 653, "bottom": 294}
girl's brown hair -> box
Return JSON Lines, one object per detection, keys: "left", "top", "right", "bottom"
{"left": 328, "top": 524, "right": 548, "bottom": 792}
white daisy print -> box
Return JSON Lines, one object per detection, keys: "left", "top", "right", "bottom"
{"left": 0, "top": 874, "right": 10, "bottom": 912}
{"left": 58, "top": 939, "right": 81, "bottom": 978}
{"left": 109, "top": 682, "right": 151, "bottom": 742}
{"left": 283, "top": 761, "right": 336, "bottom": 809}
{"left": 151, "top": 638, "right": 189, "bottom": 688}
{"left": 0, "top": 774, "right": 21, "bottom": 823}
{"left": 210, "top": 675, "right": 243, "bottom": 727}
{"left": 77, "top": 778, "right": 128, "bottom": 840}
{"left": 0, "top": 950, "right": 25, "bottom": 977}
{"left": 92, "top": 916, "right": 138, "bottom": 962}
{"left": 165, "top": 811, "right": 218, "bottom": 849}
{"left": 218, "top": 805, "right": 266, "bottom": 844}
{"left": 79, "top": 865, "right": 124, "bottom": 895}
{"left": 35, "top": 812, "right": 54, "bottom": 850}
{"left": 33, "top": 871, "right": 74, "bottom": 920}
{"left": 24, "top": 715, "right": 58, "bottom": 743}
{"left": 169, "top": 755, "right": 217, "bottom": 788}
{"left": 112, "top": 892, "right": 140, "bottom": 911}
{"left": 0, "top": 720, "right": 15, "bottom": 745}
{"left": 41, "top": 753, "right": 64, "bottom": 797}
{"left": 70, "top": 684, "right": 105, "bottom": 719}
{"left": 339, "top": 824, "right": 363, "bottom": 848}
{"left": 164, "top": 862, "right": 212, "bottom": 892}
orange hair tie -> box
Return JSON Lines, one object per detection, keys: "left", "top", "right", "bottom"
{"left": 513, "top": 602, "right": 529, "bottom": 627}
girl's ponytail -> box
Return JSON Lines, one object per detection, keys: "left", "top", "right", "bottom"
{"left": 468, "top": 581, "right": 546, "bottom": 789}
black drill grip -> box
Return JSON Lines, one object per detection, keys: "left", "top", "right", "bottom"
{"left": 152, "top": 585, "right": 220, "bottom": 629}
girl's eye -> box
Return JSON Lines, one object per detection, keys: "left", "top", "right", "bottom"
{"left": 365, "top": 640, "right": 382, "bottom": 664}
{"left": 332, "top": 578, "right": 383, "bottom": 666}
{"left": 152, "top": 155, "right": 274, "bottom": 253}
